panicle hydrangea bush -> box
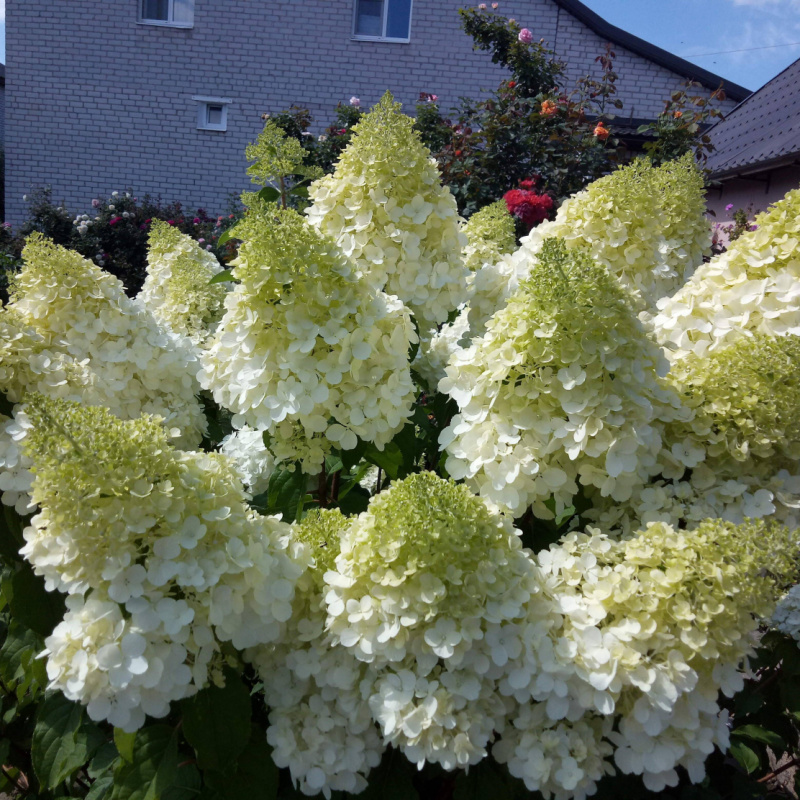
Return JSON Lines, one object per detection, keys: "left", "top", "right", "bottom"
{"left": 440, "top": 239, "right": 684, "bottom": 518}
{"left": 654, "top": 187, "right": 800, "bottom": 360}
{"left": 467, "top": 155, "right": 710, "bottom": 341}
{"left": 4, "top": 94, "right": 800, "bottom": 800}
{"left": 306, "top": 93, "right": 470, "bottom": 333}
{"left": 137, "top": 219, "right": 228, "bottom": 344}
{"left": 200, "top": 199, "right": 417, "bottom": 474}
{"left": 21, "top": 394, "right": 310, "bottom": 731}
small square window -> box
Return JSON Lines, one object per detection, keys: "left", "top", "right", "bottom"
{"left": 140, "top": 0, "right": 194, "bottom": 28}
{"left": 353, "top": 0, "right": 413, "bottom": 42}
{"left": 193, "top": 97, "right": 231, "bottom": 131}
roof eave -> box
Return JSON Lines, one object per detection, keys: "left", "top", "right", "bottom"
{"left": 710, "top": 152, "right": 800, "bottom": 181}
{"left": 552, "top": 0, "right": 751, "bottom": 101}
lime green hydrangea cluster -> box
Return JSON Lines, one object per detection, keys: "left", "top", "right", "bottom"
{"left": 324, "top": 473, "right": 551, "bottom": 771}
{"left": 463, "top": 200, "right": 517, "bottom": 273}
{"left": 440, "top": 239, "right": 684, "bottom": 518}
{"left": 248, "top": 509, "right": 385, "bottom": 797}
{"left": 522, "top": 518, "right": 800, "bottom": 793}
{"left": 467, "top": 156, "right": 709, "bottom": 341}
{"left": 138, "top": 220, "right": 228, "bottom": 344}
{"left": 306, "top": 94, "right": 469, "bottom": 332}
{"left": 666, "top": 332, "right": 800, "bottom": 473}
{"left": 245, "top": 119, "right": 321, "bottom": 187}
{"left": 655, "top": 187, "right": 800, "bottom": 361}
{"left": 199, "top": 200, "right": 416, "bottom": 474}
{"left": 1, "top": 234, "right": 205, "bottom": 446}
{"left": 21, "top": 394, "right": 310, "bottom": 732}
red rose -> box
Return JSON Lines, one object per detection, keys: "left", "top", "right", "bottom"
{"left": 504, "top": 188, "right": 554, "bottom": 230}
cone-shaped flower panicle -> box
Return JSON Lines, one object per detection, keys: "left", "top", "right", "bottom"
{"left": 138, "top": 220, "right": 228, "bottom": 344}
{"left": 1, "top": 233, "right": 205, "bottom": 447}
{"left": 199, "top": 199, "right": 417, "bottom": 474}
{"left": 463, "top": 200, "right": 518, "bottom": 273}
{"left": 440, "top": 238, "right": 683, "bottom": 519}
{"left": 20, "top": 394, "right": 311, "bottom": 730}
{"left": 306, "top": 93, "right": 469, "bottom": 332}
{"left": 654, "top": 186, "right": 800, "bottom": 360}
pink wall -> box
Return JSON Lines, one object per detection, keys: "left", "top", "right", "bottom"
{"left": 706, "top": 165, "right": 800, "bottom": 223}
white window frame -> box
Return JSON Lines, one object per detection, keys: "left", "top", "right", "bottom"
{"left": 139, "top": 0, "right": 194, "bottom": 29}
{"left": 193, "top": 96, "right": 232, "bottom": 132}
{"left": 352, "top": 0, "right": 413, "bottom": 43}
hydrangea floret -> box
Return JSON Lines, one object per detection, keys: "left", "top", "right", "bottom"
{"left": 137, "top": 220, "right": 228, "bottom": 344}
{"left": 21, "top": 394, "right": 310, "bottom": 730}
{"left": 440, "top": 239, "right": 684, "bottom": 518}
{"left": 306, "top": 93, "right": 469, "bottom": 332}
{"left": 199, "top": 199, "right": 416, "bottom": 473}
{"left": 654, "top": 187, "right": 800, "bottom": 360}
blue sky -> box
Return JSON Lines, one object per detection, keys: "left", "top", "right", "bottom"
{"left": 0, "top": 0, "right": 796, "bottom": 92}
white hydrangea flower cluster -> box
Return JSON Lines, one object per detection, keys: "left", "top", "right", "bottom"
{"left": 588, "top": 465, "right": 800, "bottom": 537}
{"left": 21, "top": 394, "right": 311, "bottom": 731}
{"left": 440, "top": 239, "right": 684, "bottom": 518}
{"left": 654, "top": 187, "right": 800, "bottom": 361}
{"left": 415, "top": 201, "right": 517, "bottom": 392}
{"left": 200, "top": 200, "right": 417, "bottom": 475}
{"left": 0, "top": 234, "right": 206, "bottom": 448}
{"left": 323, "top": 473, "right": 556, "bottom": 773}
{"left": 248, "top": 509, "right": 384, "bottom": 798}
{"left": 306, "top": 93, "right": 469, "bottom": 333}
{"left": 465, "top": 155, "right": 709, "bottom": 340}
{"left": 220, "top": 426, "right": 275, "bottom": 495}
{"left": 772, "top": 584, "right": 800, "bottom": 645}
{"left": 521, "top": 518, "right": 800, "bottom": 793}
{"left": 137, "top": 220, "right": 228, "bottom": 344}
{"left": 664, "top": 331, "right": 800, "bottom": 480}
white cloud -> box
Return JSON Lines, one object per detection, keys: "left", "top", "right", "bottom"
{"left": 0, "top": 1, "right": 5, "bottom": 24}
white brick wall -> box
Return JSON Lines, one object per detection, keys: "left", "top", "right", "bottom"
{"left": 4, "top": 0, "right": 739, "bottom": 223}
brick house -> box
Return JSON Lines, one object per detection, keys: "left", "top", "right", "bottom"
{"left": 4, "top": 0, "right": 747, "bottom": 224}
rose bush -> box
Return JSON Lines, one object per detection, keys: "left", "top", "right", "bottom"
{"left": 1, "top": 93, "right": 800, "bottom": 800}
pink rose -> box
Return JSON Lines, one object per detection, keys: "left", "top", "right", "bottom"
{"left": 350, "top": 96, "right": 361, "bottom": 107}
{"left": 206, "top": 245, "right": 213, "bottom": 250}
{"left": 198, "top": 238, "right": 205, "bottom": 244}
{"left": 518, "top": 28, "right": 533, "bottom": 43}
{"left": 478, "top": 3, "right": 486, "bottom": 8}
{"left": 193, "top": 217, "right": 200, "bottom": 224}
{"left": 491, "top": 2, "right": 498, "bottom": 7}
{"left": 91, "top": 199, "right": 100, "bottom": 208}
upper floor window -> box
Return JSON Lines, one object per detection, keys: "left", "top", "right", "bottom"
{"left": 353, "top": 0, "right": 412, "bottom": 42}
{"left": 140, "top": 0, "right": 194, "bottom": 28}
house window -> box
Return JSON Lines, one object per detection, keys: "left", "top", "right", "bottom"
{"left": 353, "top": 0, "right": 412, "bottom": 42}
{"left": 140, "top": 0, "right": 194, "bottom": 28}
{"left": 193, "top": 96, "right": 232, "bottom": 131}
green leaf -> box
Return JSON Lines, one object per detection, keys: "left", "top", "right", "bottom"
{"left": 258, "top": 186, "right": 282, "bottom": 203}
{"left": 363, "top": 442, "right": 403, "bottom": 481}
{"left": 181, "top": 668, "right": 251, "bottom": 772}
{"left": 32, "top": 693, "right": 101, "bottom": 789}
{"left": 731, "top": 724, "right": 785, "bottom": 751}
{"left": 10, "top": 565, "right": 66, "bottom": 637}
{"left": 86, "top": 776, "right": 115, "bottom": 800}
{"left": 0, "top": 619, "right": 47, "bottom": 699}
{"left": 729, "top": 740, "right": 760, "bottom": 774}
{"left": 110, "top": 725, "right": 181, "bottom": 800}
{"left": 216, "top": 227, "right": 240, "bottom": 247}
{"left": 89, "top": 742, "right": 120, "bottom": 779}
{"left": 259, "top": 468, "right": 309, "bottom": 524}
{"left": 115, "top": 728, "right": 137, "bottom": 763}
{"left": 208, "top": 270, "right": 238, "bottom": 285}
{"left": 203, "top": 725, "right": 278, "bottom": 800}
{"left": 288, "top": 185, "right": 309, "bottom": 198}
{"left": 163, "top": 764, "right": 202, "bottom": 800}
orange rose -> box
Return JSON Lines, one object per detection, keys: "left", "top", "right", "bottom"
{"left": 541, "top": 100, "right": 557, "bottom": 117}
{"left": 674, "top": 110, "right": 683, "bottom": 118}
{"left": 593, "top": 121, "right": 609, "bottom": 141}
